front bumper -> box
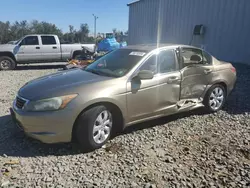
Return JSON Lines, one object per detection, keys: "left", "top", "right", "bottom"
{"left": 10, "top": 107, "right": 76, "bottom": 144}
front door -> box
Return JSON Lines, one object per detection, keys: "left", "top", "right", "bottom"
{"left": 126, "top": 49, "right": 181, "bottom": 123}
{"left": 16, "top": 36, "right": 43, "bottom": 62}
{"left": 178, "top": 47, "right": 214, "bottom": 99}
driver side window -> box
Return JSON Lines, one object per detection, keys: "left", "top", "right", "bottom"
{"left": 21, "top": 36, "right": 39, "bottom": 46}
{"left": 139, "top": 49, "right": 177, "bottom": 74}
{"left": 139, "top": 54, "right": 157, "bottom": 74}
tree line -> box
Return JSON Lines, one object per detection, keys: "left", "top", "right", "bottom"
{"left": 0, "top": 20, "right": 128, "bottom": 45}
{"left": 0, "top": 20, "right": 95, "bottom": 44}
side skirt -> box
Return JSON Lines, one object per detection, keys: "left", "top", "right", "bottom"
{"left": 125, "top": 99, "right": 204, "bottom": 128}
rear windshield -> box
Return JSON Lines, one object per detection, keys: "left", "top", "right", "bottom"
{"left": 84, "top": 48, "right": 148, "bottom": 77}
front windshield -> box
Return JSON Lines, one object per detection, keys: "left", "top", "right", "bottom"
{"left": 84, "top": 48, "right": 148, "bottom": 77}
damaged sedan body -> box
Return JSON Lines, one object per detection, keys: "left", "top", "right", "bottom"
{"left": 10, "top": 44, "right": 237, "bottom": 150}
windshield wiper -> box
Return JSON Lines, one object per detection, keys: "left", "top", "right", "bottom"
{"left": 99, "top": 71, "right": 118, "bottom": 78}
{"left": 85, "top": 69, "right": 101, "bottom": 75}
{"left": 85, "top": 68, "right": 118, "bottom": 78}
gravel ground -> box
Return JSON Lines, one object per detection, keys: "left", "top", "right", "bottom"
{"left": 0, "top": 63, "right": 249, "bottom": 188}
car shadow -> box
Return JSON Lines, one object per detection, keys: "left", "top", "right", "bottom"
{"left": 0, "top": 108, "right": 210, "bottom": 158}
{"left": 0, "top": 115, "right": 81, "bottom": 157}
{"left": 16, "top": 63, "right": 66, "bottom": 70}
{"left": 222, "top": 63, "right": 250, "bottom": 114}
{"left": 121, "top": 108, "right": 210, "bottom": 136}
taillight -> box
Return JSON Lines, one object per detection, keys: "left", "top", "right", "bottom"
{"left": 231, "top": 66, "right": 236, "bottom": 73}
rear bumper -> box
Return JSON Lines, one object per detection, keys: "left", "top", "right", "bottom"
{"left": 10, "top": 107, "right": 75, "bottom": 144}
{"left": 227, "top": 76, "right": 237, "bottom": 97}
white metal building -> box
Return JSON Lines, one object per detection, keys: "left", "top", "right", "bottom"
{"left": 127, "top": 0, "right": 250, "bottom": 64}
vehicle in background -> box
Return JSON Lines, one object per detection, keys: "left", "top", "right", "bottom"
{"left": 0, "top": 34, "right": 95, "bottom": 70}
{"left": 97, "top": 33, "right": 127, "bottom": 53}
{"left": 62, "top": 50, "right": 111, "bottom": 70}
{"left": 10, "top": 44, "right": 237, "bottom": 151}
{"left": 7, "top": 41, "right": 17, "bottom": 45}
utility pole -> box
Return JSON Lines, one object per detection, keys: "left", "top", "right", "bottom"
{"left": 92, "top": 14, "right": 98, "bottom": 39}
{"left": 92, "top": 14, "right": 98, "bottom": 53}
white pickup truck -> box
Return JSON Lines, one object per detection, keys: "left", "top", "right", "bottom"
{"left": 0, "top": 34, "right": 96, "bottom": 70}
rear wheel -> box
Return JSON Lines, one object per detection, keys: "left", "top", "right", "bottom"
{"left": 75, "top": 105, "right": 113, "bottom": 151}
{"left": 73, "top": 54, "right": 81, "bottom": 59}
{"left": 72, "top": 51, "right": 83, "bottom": 59}
{"left": 203, "top": 84, "right": 226, "bottom": 112}
{"left": 0, "top": 56, "right": 16, "bottom": 70}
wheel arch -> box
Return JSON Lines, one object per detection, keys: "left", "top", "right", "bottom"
{"left": 71, "top": 101, "right": 125, "bottom": 142}
{"left": 202, "top": 80, "right": 228, "bottom": 101}
{"left": 0, "top": 52, "right": 16, "bottom": 61}
{"left": 216, "top": 82, "right": 227, "bottom": 94}
{"left": 72, "top": 50, "right": 82, "bottom": 59}
{"left": 210, "top": 80, "right": 228, "bottom": 95}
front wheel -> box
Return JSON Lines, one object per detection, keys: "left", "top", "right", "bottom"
{"left": 203, "top": 84, "right": 226, "bottom": 112}
{"left": 75, "top": 105, "right": 113, "bottom": 151}
{"left": 0, "top": 56, "right": 16, "bottom": 70}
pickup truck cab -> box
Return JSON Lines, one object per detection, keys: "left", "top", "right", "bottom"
{"left": 0, "top": 34, "right": 95, "bottom": 70}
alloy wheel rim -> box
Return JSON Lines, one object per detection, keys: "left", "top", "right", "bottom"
{"left": 0, "top": 60, "right": 11, "bottom": 69}
{"left": 92, "top": 110, "right": 112, "bottom": 144}
{"left": 209, "top": 87, "right": 224, "bottom": 110}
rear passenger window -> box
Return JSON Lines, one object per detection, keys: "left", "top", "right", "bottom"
{"left": 41, "top": 36, "right": 56, "bottom": 45}
{"left": 180, "top": 48, "right": 203, "bottom": 68}
{"left": 202, "top": 50, "right": 212, "bottom": 65}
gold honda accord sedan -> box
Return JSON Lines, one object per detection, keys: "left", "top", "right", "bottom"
{"left": 10, "top": 44, "right": 237, "bottom": 150}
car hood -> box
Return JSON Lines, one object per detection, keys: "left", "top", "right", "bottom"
{"left": 18, "top": 68, "right": 113, "bottom": 100}
{"left": 0, "top": 44, "right": 15, "bottom": 51}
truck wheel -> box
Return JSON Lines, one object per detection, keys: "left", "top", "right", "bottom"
{"left": 72, "top": 51, "right": 82, "bottom": 59}
{"left": 203, "top": 84, "right": 226, "bottom": 113}
{"left": 0, "top": 56, "right": 16, "bottom": 70}
{"left": 75, "top": 105, "right": 113, "bottom": 151}
{"left": 74, "top": 54, "right": 81, "bottom": 59}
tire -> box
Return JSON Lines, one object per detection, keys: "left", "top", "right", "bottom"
{"left": 73, "top": 54, "right": 81, "bottom": 59}
{"left": 0, "top": 56, "right": 16, "bottom": 70}
{"left": 203, "top": 84, "right": 226, "bottom": 113}
{"left": 72, "top": 51, "right": 82, "bottom": 59}
{"left": 75, "top": 105, "right": 113, "bottom": 151}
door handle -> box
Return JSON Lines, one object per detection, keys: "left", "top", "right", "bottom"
{"left": 204, "top": 69, "right": 212, "bottom": 74}
{"left": 167, "top": 76, "right": 180, "bottom": 84}
{"left": 36, "top": 47, "right": 40, "bottom": 49}
{"left": 52, "top": 46, "right": 57, "bottom": 49}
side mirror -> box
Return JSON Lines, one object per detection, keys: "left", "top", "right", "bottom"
{"left": 136, "top": 70, "right": 154, "bottom": 80}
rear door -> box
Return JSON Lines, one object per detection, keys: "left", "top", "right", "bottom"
{"left": 177, "top": 47, "right": 214, "bottom": 99}
{"left": 126, "top": 48, "right": 181, "bottom": 123}
{"left": 40, "top": 35, "right": 61, "bottom": 61}
{"left": 16, "top": 36, "right": 43, "bottom": 62}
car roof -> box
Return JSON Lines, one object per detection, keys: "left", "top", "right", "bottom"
{"left": 25, "top": 34, "right": 58, "bottom": 37}
{"left": 122, "top": 43, "right": 200, "bottom": 52}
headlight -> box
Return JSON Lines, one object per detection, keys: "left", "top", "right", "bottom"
{"left": 24, "top": 94, "right": 78, "bottom": 112}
